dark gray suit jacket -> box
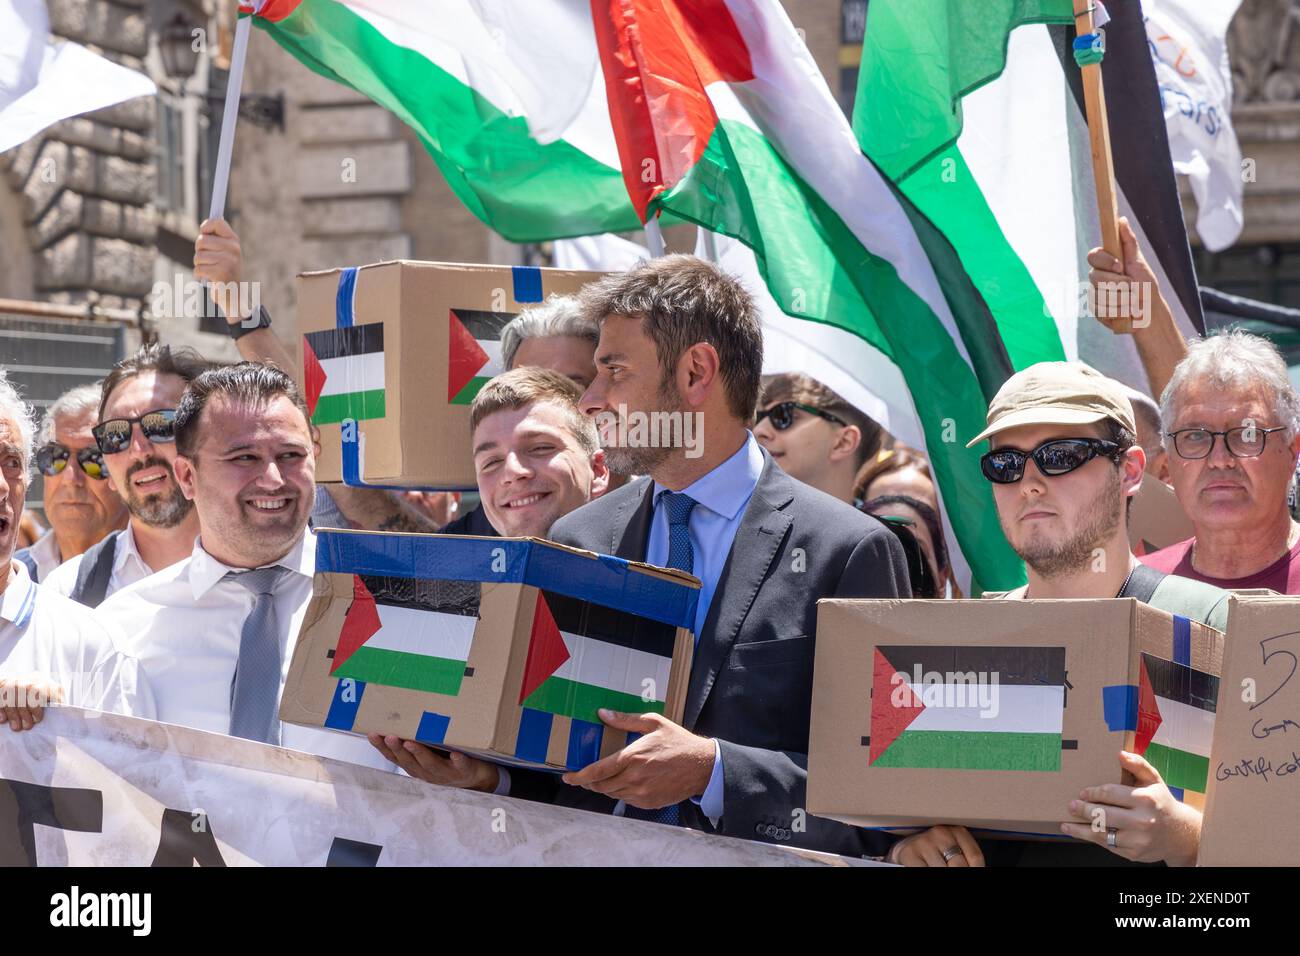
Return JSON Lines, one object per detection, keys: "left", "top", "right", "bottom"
{"left": 518, "top": 448, "right": 910, "bottom": 857}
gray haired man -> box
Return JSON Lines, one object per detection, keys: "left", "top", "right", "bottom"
{"left": 1143, "top": 330, "right": 1300, "bottom": 593}
{"left": 500, "top": 294, "right": 599, "bottom": 389}
{"left": 15, "top": 383, "right": 127, "bottom": 582}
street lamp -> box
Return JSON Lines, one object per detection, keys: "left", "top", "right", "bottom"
{"left": 159, "top": 12, "right": 201, "bottom": 80}
{"left": 158, "top": 8, "right": 284, "bottom": 131}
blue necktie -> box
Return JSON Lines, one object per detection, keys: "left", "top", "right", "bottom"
{"left": 663, "top": 491, "right": 698, "bottom": 575}
{"left": 626, "top": 491, "right": 698, "bottom": 827}
{"left": 226, "top": 566, "right": 290, "bottom": 745}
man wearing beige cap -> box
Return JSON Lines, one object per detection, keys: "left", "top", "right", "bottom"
{"left": 892, "top": 361, "right": 1226, "bottom": 869}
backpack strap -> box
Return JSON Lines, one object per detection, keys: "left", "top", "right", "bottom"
{"left": 71, "top": 531, "right": 120, "bottom": 608}
{"left": 1120, "top": 562, "right": 1166, "bottom": 604}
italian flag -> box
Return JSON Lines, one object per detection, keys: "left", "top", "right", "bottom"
{"left": 303, "top": 323, "right": 386, "bottom": 425}
{"left": 1136, "top": 653, "right": 1218, "bottom": 801}
{"left": 330, "top": 574, "right": 477, "bottom": 696}
{"left": 870, "top": 645, "right": 1068, "bottom": 772}
{"left": 448, "top": 308, "right": 512, "bottom": 405}
{"left": 519, "top": 591, "right": 675, "bottom": 723}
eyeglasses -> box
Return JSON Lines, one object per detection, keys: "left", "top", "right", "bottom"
{"left": 1165, "top": 426, "right": 1288, "bottom": 460}
{"left": 755, "top": 401, "right": 848, "bottom": 431}
{"left": 980, "top": 438, "right": 1123, "bottom": 484}
{"left": 35, "top": 443, "right": 108, "bottom": 481}
{"left": 92, "top": 409, "right": 177, "bottom": 455}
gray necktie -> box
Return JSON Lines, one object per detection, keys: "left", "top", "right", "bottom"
{"left": 226, "top": 565, "right": 291, "bottom": 745}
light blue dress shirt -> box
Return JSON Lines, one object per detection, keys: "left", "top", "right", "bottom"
{"left": 645, "top": 432, "right": 764, "bottom": 821}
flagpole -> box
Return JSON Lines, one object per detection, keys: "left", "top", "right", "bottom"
{"left": 699, "top": 227, "right": 719, "bottom": 264}
{"left": 208, "top": 13, "right": 254, "bottom": 221}
{"left": 1074, "top": 2, "right": 1129, "bottom": 333}
{"left": 643, "top": 216, "right": 666, "bottom": 258}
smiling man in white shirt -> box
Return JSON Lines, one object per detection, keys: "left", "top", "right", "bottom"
{"left": 99, "top": 363, "right": 388, "bottom": 769}
{"left": 0, "top": 371, "right": 154, "bottom": 732}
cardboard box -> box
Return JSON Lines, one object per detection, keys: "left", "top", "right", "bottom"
{"left": 296, "top": 261, "right": 607, "bottom": 489}
{"left": 1198, "top": 595, "right": 1300, "bottom": 866}
{"left": 807, "top": 598, "right": 1223, "bottom": 836}
{"left": 1129, "top": 476, "right": 1194, "bottom": 556}
{"left": 281, "top": 529, "right": 698, "bottom": 772}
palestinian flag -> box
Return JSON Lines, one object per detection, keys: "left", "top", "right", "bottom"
{"left": 519, "top": 590, "right": 675, "bottom": 723}
{"left": 857, "top": 0, "right": 1207, "bottom": 409}
{"left": 1135, "top": 653, "right": 1218, "bottom": 800}
{"left": 869, "top": 646, "right": 1068, "bottom": 772}
{"left": 448, "top": 309, "right": 514, "bottom": 405}
{"left": 329, "top": 575, "right": 479, "bottom": 696}
{"left": 303, "top": 324, "right": 386, "bottom": 426}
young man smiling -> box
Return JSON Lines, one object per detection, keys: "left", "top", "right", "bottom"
{"left": 368, "top": 367, "right": 609, "bottom": 786}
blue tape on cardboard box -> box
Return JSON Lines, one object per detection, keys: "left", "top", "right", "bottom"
{"left": 310, "top": 530, "right": 699, "bottom": 770}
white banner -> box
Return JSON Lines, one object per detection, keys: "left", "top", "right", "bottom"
{"left": 1144, "top": 0, "right": 1245, "bottom": 252}
{"left": 0, "top": 708, "right": 861, "bottom": 867}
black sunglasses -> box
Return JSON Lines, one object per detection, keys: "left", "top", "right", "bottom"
{"left": 981, "top": 438, "right": 1124, "bottom": 484}
{"left": 92, "top": 409, "right": 177, "bottom": 455}
{"left": 756, "top": 400, "right": 847, "bottom": 431}
{"left": 35, "top": 443, "right": 108, "bottom": 481}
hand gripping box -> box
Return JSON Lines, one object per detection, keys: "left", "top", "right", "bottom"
{"left": 281, "top": 529, "right": 699, "bottom": 772}
{"left": 807, "top": 599, "right": 1223, "bottom": 837}
{"left": 296, "top": 261, "right": 606, "bottom": 489}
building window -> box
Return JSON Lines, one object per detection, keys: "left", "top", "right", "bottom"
{"left": 155, "top": 97, "right": 187, "bottom": 213}
{"left": 842, "top": 0, "right": 868, "bottom": 44}
{"left": 1197, "top": 244, "right": 1300, "bottom": 312}
{"left": 839, "top": 1, "right": 868, "bottom": 115}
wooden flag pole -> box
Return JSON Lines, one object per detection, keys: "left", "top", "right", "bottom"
{"left": 208, "top": 13, "right": 254, "bottom": 221}
{"left": 1073, "top": 3, "right": 1130, "bottom": 333}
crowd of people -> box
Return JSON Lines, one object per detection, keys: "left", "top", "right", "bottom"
{"left": 1, "top": 215, "right": 1296, "bottom": 867}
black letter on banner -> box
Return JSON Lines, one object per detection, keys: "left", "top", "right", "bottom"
{"left": 326, "top": 837, "right": 383, "bottom": 866}
{"left": 151, "top": 808, "right": 228, "bottom": 867}
{"left": 0, "top": 779, "right": 103, "bottom": 866}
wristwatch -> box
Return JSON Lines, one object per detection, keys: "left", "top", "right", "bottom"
{"left": 228, "top": 304, "right": 272, "bottom": 340}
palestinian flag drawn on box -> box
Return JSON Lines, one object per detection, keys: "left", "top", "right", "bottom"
{"left": 328, "top": 574, "right": 478, "bottom": 696}
{"left": 869, "top": 645, "right": 1067, "bottom": 772}
{"left": 449, "top": 309, "right": 515, "bottom": 405}
{"left": 303, "top": 323, "right": 386, "bottom": 426}
{"left": 512, "top": 590, "right": 677, "bottom": 769}
{"left": 519, "top": 590, "right": 674, "bottom": 721}
{"left": 1136, "top": 652, "right": 1218, "bottom": 800}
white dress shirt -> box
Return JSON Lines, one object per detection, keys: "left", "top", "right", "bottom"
{"left": 25, "top": 529, "right": 63, "bottom": 582}
{"left": 100, "top": 528, "right": 392, "bottom": 771}
{"left": 42, "top": 523, "right": 155, "bottom": 601}
{"left": 0, "top": 560, "right": 155, "bottom": 718}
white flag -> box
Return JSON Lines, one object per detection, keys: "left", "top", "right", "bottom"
{"left": 553, "top": 232, "right": 649, "bottom": 272}
{"left": 1144, "top": 0, "right": 1244, "bottom": 252}
{"left": 0, "top": 0, "right": 156, "bottom": 154}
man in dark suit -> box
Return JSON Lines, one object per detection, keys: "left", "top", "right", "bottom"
{"left": 535, "top": 255, "right": 911, "bottom": 857}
